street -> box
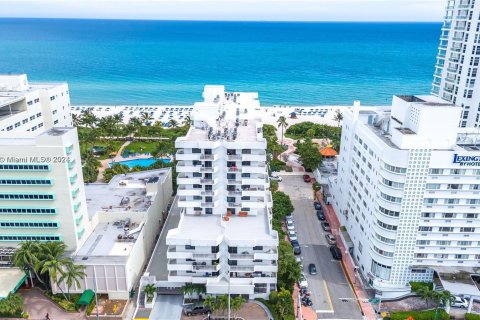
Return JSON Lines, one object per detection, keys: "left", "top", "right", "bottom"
{"left": 279, "top": 174, "right": 363, "bottom": 319}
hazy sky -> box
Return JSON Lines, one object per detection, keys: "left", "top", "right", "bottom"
{"left": 0, "top": 0, "right": 446, "bottom": 21}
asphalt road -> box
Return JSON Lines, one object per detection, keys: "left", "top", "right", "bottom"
{"left": 279, "top": 174, "right": 363, "bottom": 320}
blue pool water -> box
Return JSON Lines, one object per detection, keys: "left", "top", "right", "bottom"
{"left": 0, "top": 19, "right": 441, "bottom": 105}
{"left": 110, "top": 158, "right": 170, "bottom": 168}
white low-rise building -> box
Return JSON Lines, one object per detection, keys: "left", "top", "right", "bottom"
{"left": 0, "top": 74, "right": 72, "bottom": 132}
{"left": 330, "top": 95, "right": 480, "bottom": 298}
{"left": 54, "top": 169, "right": 172, "bottom": 299}
{"left": 164, "top": 86, "right": 278, "bottom": 299}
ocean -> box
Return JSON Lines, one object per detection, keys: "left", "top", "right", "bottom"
{"left": 0, "top": 18, "right": 441, "bottom": 105}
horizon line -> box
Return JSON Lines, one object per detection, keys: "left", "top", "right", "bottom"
{"left": 0, "top": 16, "right": 443, "bottom": 23}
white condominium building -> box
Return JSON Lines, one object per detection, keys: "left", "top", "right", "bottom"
{"left": 432, "top": 0, "right": 480, "bottom": 128}
{"left": 166, "top": 86, "right": 278, "bottom": 299}
{"left": 0, "top": 74, "right": 72, "bottom": 132}
{"left": 0, "top": 127, "right": 91, "bottom": 252}
{"left": 330, "top": 95, "right": 480, "bottom": 298}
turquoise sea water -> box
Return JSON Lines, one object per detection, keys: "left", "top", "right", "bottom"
{"left": 109, "top": 158, "right": 171, "bottom": 168}
{"left": 0, "top": 19, "right": 441, "bottom": 105}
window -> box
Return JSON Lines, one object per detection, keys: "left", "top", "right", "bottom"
{"left": 455, "top": 254, "right": 469, "bottom": 259}
{"left": 434, "top": 254, "right": 449, "bottom": 258}
{"left": 442, "top": 213, "right": 456, "bottom": 218}
{"left": 0, "top": 164, "right": 49, "bottom": 171}
{"left": 411, "top": 269, "right": 427, "bottom": 274}
{"left": 450, "top": 169, "right": 466, "bottom": 175}
{"left": 424, "top": 198, "right": 438, "bottom": 204}
{"left": 447, "top": 184, "right": 460, "bottom": 189}
{"left": 415, "top": 253, "right": 428, "bottom": 258}
{"left": 419, "top": 226, "right": 432, "bottom": 232}
{"left": 384, "top": 163, "right": 406, "bottom": 174}
{"left": 437, "top": 240, "right": 451, "bottom": 246}
{"left": 373, "top": 246, "right": 394, "bottom": 257}
{"left": 29, "top": 115, "right": 35, "bottom": 121}
{"left": 421, "top": 212, "right": 435, "bottom": 218}
{"left": 0, "top": 222, "right": 58, "bottom": 228}
{"left": 0, "top": 179, "right": 52, "bottom": 186}
{"left": 467, "top": 199, "right": 480, "bottom": 204}
{"left": 378, "top": 206, "right": 400, "bottom": 217}
{"left": 50, "top": 96, "right": 55, "bottom": 101}
{"left": 429, "top": 168, "right": 444, "bottom": 175}
{"left": 439, "top": 227, "right": 453, "bottom": 232}
{"left": 0, "top": 208, "right": 56, "bottom": 214}
{"left": 426, "top": 184, "right": 441, "bottom": 190}
{"left": 464, "top": 213, "right": 478, "bottom": 219}
{"left": 53, "top": 120, "right": 59, "bottom": 125}
{"left": 36, "top": 113, "right": 41, "bottom": 117}
{"left": 377, "top": 220, "right": 398, "bottom": 231}
{"left": 185, "top": 245, "right": 195, "bottom": 250}
{"left": 382, "top": 178, "right": 404, "bottom": 189}
{"left": 371, "top": 260, "right": 391, "bottom": 280}
{"left": 0, "top": 194, "right": 54, "bottom": 200}
{"left": 253, "top": 246, "right": 263, "bottom": 250}
{"left": 458, "top": 241, "right": 472, "bottom": 246}
{"left": 380, "top": 192, "right": 402, "bottom": 203}
{"left": 0, "top": 235, "right": 60, "bottom": 241}
{"left": 444, "top": 198, "right": 459, "bottom": 204}
{"left": 34, "top": 98, "right": 40, "bottom": 103}
{"left": 417, "top": 240, "right": 430, "bottom": 245}
{"left": 461, "top": 227, "right": 475, "bottom": 232}
{"left": 375, "top": 233, "right": 396, "bottom": 244}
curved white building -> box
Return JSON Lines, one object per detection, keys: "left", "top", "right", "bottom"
{"left": 330, "top": 95, "right": 480, "bottom": 298}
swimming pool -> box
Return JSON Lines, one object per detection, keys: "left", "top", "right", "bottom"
{"left": 109, "top": 158, "right": 170, "bottom": 168}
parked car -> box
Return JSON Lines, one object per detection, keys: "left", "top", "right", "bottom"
{"left": 303, "top": 174, "right": 311, "bottom": 183}
{"left": 308, "top": 263, "right": 317, "bottom": 275}
{"left": 316, "top": 210, "right": 325, "bottom": 221}
{"left": 183, "top": 304, "right": 211, "bottom": 316}
{"left": 299, "top": 272, "right": 308, "bottom": 288}
{"left": 329, "top": 245, "right": 342, "bottom": 260}
{"left": 321, "top": 221, "right": 331, "bottom": 232}
{"left": 287, "top": 221, "right": 295, "bottom": 231}
{"left": 325, "top": 234, "right": 336, "bottom": 245}
{"left": 269, "top": 176, "right": 283, "bottom": 182}
{"left": 288, "top": 231, "right": 297, "bottom": 241}
{"left": 451, "top": 296, "right": 468, "bottom": 308}
{"left": 314, "top": 202, "right": 322, "bottom": 210}
{"left": 285, "top": 215, "right": 294, "bottom": 223}
{"left": 291, "top": 240, "right": 301, "bottom": 255}
{"left": 296, "top": 256, "right": 303, "bottom": 269}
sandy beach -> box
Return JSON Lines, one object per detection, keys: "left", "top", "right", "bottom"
{"left": 71, "top": 104, "right": 348, "bottom": 127}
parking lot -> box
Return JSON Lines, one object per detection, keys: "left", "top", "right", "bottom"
{"left": 279, "top": 174, "right": 363, "bottom": 319}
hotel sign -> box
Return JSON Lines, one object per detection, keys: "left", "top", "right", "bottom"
{"left": 453, "top": 154, "right": 480, "bottom": 166}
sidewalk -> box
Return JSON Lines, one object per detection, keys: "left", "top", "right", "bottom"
{"left": 315, "top": 191, "right": 377, "bottom": 320}
{"left": 20, "top": 288, "right": 86, "bottom": 320}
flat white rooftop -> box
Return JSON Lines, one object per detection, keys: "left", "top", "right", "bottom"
{"left": 168, "top": 209, "right": 277, "bottom": 244}
{"left": 0, "top": 268, "right": 26, "bottom": 298}
{"left": 75, "top": 221, "right": 140, "bottom": 257}
{"left": 84, "top": 169, "right": 169, "bottom": 218}
{"left": 0, "top": 127, "right": 75, "bottom": 145}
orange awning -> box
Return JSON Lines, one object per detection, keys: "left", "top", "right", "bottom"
{"left": 320, "top": 145, "right": 337, "bottom": 157}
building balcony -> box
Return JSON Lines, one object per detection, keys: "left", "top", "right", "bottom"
{"left": 76, "top": 226, "right": 85, "bottom": 239}
{"left": 230, "top": 266, "right": 254, "bottom": 272}
{"left": 451, "top": 45, "right": 462, "bottom": 52}
{"left": 177, "top": 187, "right": 202, "bottom": 196}
{"left": 242, "top": 177, "right": 267, "bottom": 186}
{"left": 456, "top": 15, "right": 468, "bottom": 20}
{"left": 228, "top": 167, "right": 241, "bottom": 173}
{"left": 69, "top": 174, "right": 78, "bottom": 185}
{"left": 65, "top": 145, "right": 73, "bottom": 155}
{"left": 254, "top": 265, "right": 278, "bottom": 272}
{"left": 452, "top": 36, "right": 464, "bottom": 42}
{"left": 454, "top": 25, "right": 466, "bottom": 30}
{"left": 201, "top": 190, "right": 217, "bottom": 196}
{"left": 73, "top": 202, "right": 81, "bottom": 212}
{"left": 230, "top": 253, "right": 255, "bottom": 260}
{"left": 201, "top": 202, "right": 216, "bottom": 208}
{"left": 228, "top": 202, "right": 242, "bottom": 207}
{"left": 75, "top": 213, "right": 83, "bottom": 225}
{"left": 254, "top": 251, "right": 278, "bottom": 260}
{"left": 67, "top": 159, "right": 76, "bottom": 170}
{"left": 193, "top": 253, "right": 220, "bottom": 260}
{"left": 71, "top": 188, "right": 79, "bottom": 199}
{"left": 178, "top": 198, "right": 202, "bottom": 208}
{"left": 200, "top": 154, "right": 217, "bottom": 160}
{"left": 458, "top": 3, "right": 470, "bottom": 8}
{"left": 166, "top": 250, "right": 193, "bottom": 260}
{"left": 227, "top": 179, "right": 242, "bottom": 184}
{"left": 242, "top": 200, "right": 267, "bottom": 208}
{"left": 228, "top": 190, "right": 242, "bottom": 196}
{"left": 227, "top": 155, "right": 242, "bottom": 160}
{"left": 242, "top": 153, "right": 267, "bottom": 162}
{"left": 242, "top": 188, "right": 266, "bottom": 197}
{"left": 241, "top": 165, "right": 267, "bottom": 174}
{"left": 200, "top": 167, "right": 215, "bottom": 173}
{"left": 445, "top": 77, "right": 456, "bottom": 84}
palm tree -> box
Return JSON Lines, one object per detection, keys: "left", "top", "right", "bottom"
{"left": 203, "top": 295, "right": 216, "bottom": 313}
{"left": 12, "top": 241, "right": 44, "bottom": 287}
{"left": 231, "top": 295, "right": 245, "bottom": 319}
{"left": 416, "top": 286, "right": 433, "bottom": 308}
{"left": 277, "top": 116, "right": 288, "bottom": 146}
{"left": 113, "top": 113, "right": 124, "bottom": 138}
{"left": 143, "top": 284, "right": 156, "bottom": 302}
{"left": 333, "top": 109, "right": 343, "bottom": 127}
{"left": 168, "top": 119, "right": 178, "bottom": 128}
{"left": 37, "top": 242, "right": 70, "bottom": 296}
{"left": 183, "top": 116, "right": 191, "bottom": 127}
{"left": 141, "top": 112, "right": 153, "bottom": 125}
{"left": 433, "top": 290, "right": 455, "bottom": 316}
{"left": 216, "top": 294, "right": 229, "bottom": 316}
{"left": 58, "top": 262, "right": 86, "bottom": 299}
{"left": 72, "top": 114, "right": 82, "bottom": 127}
{"left": 180, "top": 282, "right": 195, "bottom": 300}
{"left": 80, "top": 110, "right": 98, "bottom": 128}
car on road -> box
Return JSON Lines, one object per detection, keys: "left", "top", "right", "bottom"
{"left": 291, "top": 240, "right": 301, "bottom": 255}
{"left": 451, "top": 296, "right": 468, "bottom": 308}
{"left": 316, "top": 210, "right": 325, "bottom": 221}
{"left": 308, "top": 263, "right": 317, "bottom": 275}
{"left": 321, "top": 221, "right": 331, "bottom": 231}
{"left": 183, "top": 304, "right": 211, "bottom": 316}
{"left": 269, "top": 176, "right": 283, "bottom": 182}
{"left": 314, "top": 202, "right": 322, "bottom": 210}
{"left": 288, "top": 231, "right": 297, "bottom": 241}
{"left": 325, "top": 234, "right": 336, "bottom": 245}
{"left": 330, "top": 245, "right": 342, "bottom": 260}
{"left": 303, "top": 174, "right": 311, "bottom": 183}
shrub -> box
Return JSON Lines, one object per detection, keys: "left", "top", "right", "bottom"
{"left": 313, "top": 182, "right": 321, "bottom": 191}
{"left": 270, "top": 180, "right": 279, "bottom": 193}
{"left": 409, "top": 281, "right": 433, "bottom": 292}
{"left": 270, "top": 159, "right": 286, "bottom": 172}
{"left": 466, "top": 314, "right": 480, "bottom": 320}
{"left": 389, "top": 309, "right": 449, "bottom": 320}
